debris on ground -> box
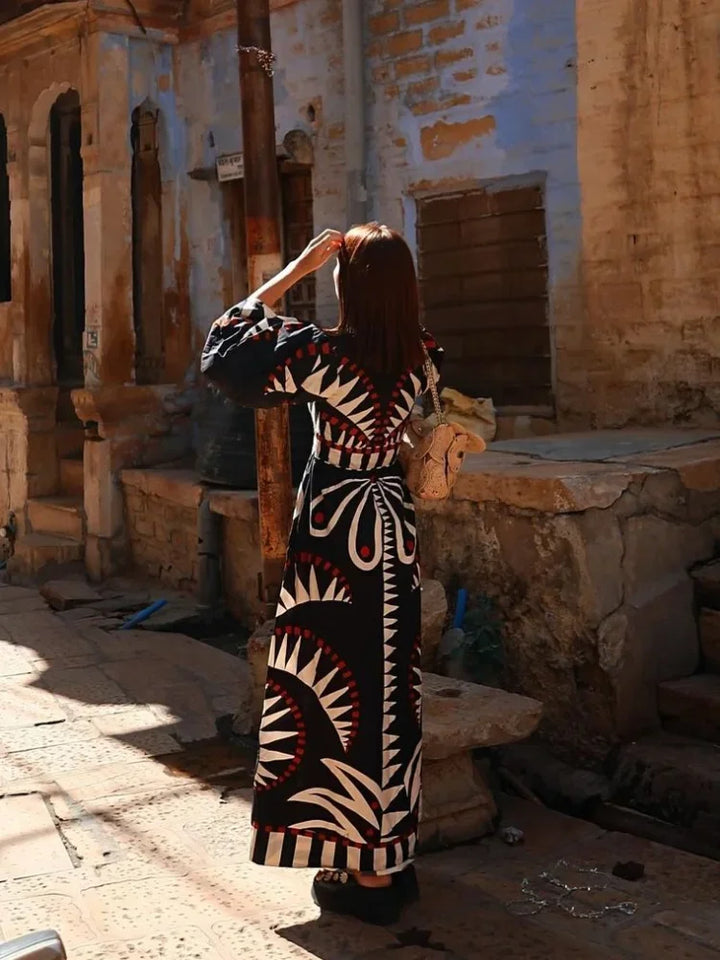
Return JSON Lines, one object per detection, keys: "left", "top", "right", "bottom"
{"left": 612, "top": 860, "right": 646, "bottom": 882}
{"left": 501, "top": 826, "right": 525, "bottom": 846}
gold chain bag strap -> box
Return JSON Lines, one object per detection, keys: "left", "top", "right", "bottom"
{"left": 399, "top": 343, "right": 486, "bottom": 500}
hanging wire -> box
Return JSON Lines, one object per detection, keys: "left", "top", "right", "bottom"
{"left": 506, "top": 859, "right": 639, "bottom": 921}
{"left": 238, "top": 45, "right": 276, "bottom": 77}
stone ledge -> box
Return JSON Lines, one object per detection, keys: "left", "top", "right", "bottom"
{"left": 448, "top": 431, "right": 720, "bottom": 514}
{"left": 207, "top": 489, "right": 259, "bottom": 522}
{"left": 452, "top": 454, "right": 649, "bottom": 513}
{"left": 121, "top": 469, "right": 204, "bottom": 509}
{"left": 423, "top": 672, "right": 542, "bottom": 760}
{"left": 611, "top": 439, "right": 720, "bottom": 492}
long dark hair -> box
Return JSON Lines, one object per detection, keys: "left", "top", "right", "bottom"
{"left": 336, "top": 222, "right": 423, "bottom": 373}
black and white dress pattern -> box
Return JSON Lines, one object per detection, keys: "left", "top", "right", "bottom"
{"left": 201, "top": 298, "right": 442, "bottom": 875}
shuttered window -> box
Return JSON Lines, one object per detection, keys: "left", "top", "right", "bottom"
{"left": 417, "top": 185, "right": 551, "bottom": 407}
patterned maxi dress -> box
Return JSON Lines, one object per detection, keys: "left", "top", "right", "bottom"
{"left": 201, "top": 298, "right": 442, "bottom": 875}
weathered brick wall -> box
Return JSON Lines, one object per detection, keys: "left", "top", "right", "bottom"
{"left": 364, "top": 0, "right": 580, "bottom": 418}
{"left": 122, "top": 471, "right": 199, "bottom": 593}
{"left": 178, "top": 0, "right": 347, "bottom": 341}
{"left": 571, "top": 0, "right": 720, "bottom": 428}
{"left": 121, "top": 472, "right": 264, "bottom": 625}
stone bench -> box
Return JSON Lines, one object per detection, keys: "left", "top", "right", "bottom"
{"left": 245, "top": 618, "right": 542, "bottom": 851}
{"left": 420, "top": 672, "right": 542, "bottom": 850}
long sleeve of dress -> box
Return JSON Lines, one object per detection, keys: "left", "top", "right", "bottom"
{"left": 201, "top": 298, "right": 328, "bottom": 408}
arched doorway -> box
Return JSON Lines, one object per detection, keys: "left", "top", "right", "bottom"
{"left": 50, "top": 89, "right": 85, "bottom": 385}
{"left": 0, "top": 114, "right": 10, "bottom": 303}
{"left": 131, "top": 102, "right": 163, "bottom": 385}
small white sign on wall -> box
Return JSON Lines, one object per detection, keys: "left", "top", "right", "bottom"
{"left": 216, "top": 153, "right": 244, "bottom": 182}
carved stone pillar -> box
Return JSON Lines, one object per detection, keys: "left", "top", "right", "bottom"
{"left": 80, "top": 34, "right": 134, "bottom": 389}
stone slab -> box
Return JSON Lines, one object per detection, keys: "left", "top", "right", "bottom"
{"left": 613, "top": 439, "right": 720, "bottom": 492}
{"left": 0, "top": 795, "right": 73, "bottom": 881}
{"left": 0, "top": 892, "right": 95, "bottom": 949}
{"left": 207, "top": 488, "right": 259, "bottom": 521}
{"left": 422, "top": 672, "right": 542, "bottom": 760}
{"left": 491, "top": 428, "right": 720, "bottom": 462}
{"left": 40, "top": 579, "right": 103, "bottom": 610}
{"left": 69, "top": 932, "right": 228, "bottom": 960}
{"left": 121, "top": 468, "right": 204, "bottom": 509}
{"left": 612, "top": 732, "right": 720, "bottom": 826}
{"left": 658, "top": 674, "right": 720, "bottom": 741}
{"left": 0, "top": 586, "right": 46, "bottom": 602}
{"left": 35, "top": 665, "right": 133, "bottom": 717}
{"left": 0, "top": 675, "right": 68, "bottom": 729}
{"left": 694, "top": 562, "right": 720, "bottom": 611}
{"left": 146, "top": 684, "right": 234, "bottom": 743}
{"left": 0, "top": 640, "right": 36, "bottom": 677}
{"left": 454, "top": 456, "right": 646, "bottom": 513}
{"left": 1, "top": 611, "right": 98, "bottom": 662}
{"left": 700, "top": 608, "right": 720, "bottom": 672}
{"left": 0, "top": 597, "right": 49, "bottom": 615}
{"left": 0, "top": 718, "right": 99, "bottom": 754}
{"left": 0, "top": 733, "right": 180, "bottom": 784}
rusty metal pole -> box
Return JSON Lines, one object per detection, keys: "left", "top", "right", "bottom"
{"left": 237, "top": 0, "right": 293, "bottom": 619}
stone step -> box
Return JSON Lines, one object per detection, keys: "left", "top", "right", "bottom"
{"left": 700, "top": 608, "right": 720, "bottom": 672}
{"left": 612, "top": 732, "right": 720, "bottom": 835}
{"left": 658, "top": 673, "right": 720, "bottom": 742}
{"left": 7, "top": 533, "right": 84, "bottom": 580}
{"left": 692, "top": 560, "right": 720, "bottom": 610}
{"left": 56, "top": 425, "right": 84, "bottom": 459}
{"left": 28, "top": 497, "right": 84, "bottom": 541}
{"left": 59, "top": 457, "right": 84, "bottom": 498}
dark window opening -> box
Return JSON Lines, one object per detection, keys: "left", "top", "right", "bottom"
{"left": 131, "top": 104, "right": 164, "bottom": 385}
{"left": 50, "top": 90, "right": 85, "bottom": 385}
{"left": 222, "top": 163, "right": 316, "bottom": 321}
{"left": 417, "top": 185, "right": 551, "bottom": 408}
{"left": 0, "top": 115, "right": 12, "bottom": 303}
{"left": 280, "top": 163, "right": 316, "bottom": 323}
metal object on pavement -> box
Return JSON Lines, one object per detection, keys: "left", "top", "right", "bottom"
{"left": 237, "top": 0, "right": 294, "bottom": 617}
{"left": 506, "top": 859, "right": 638, "bottom": 920}
{"left": 0, "top": 931, "right": 66, "bottom": 960}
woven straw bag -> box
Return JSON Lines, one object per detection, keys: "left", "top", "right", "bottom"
{"left": 399, "top": 344, "right": 486, "bottom": 501}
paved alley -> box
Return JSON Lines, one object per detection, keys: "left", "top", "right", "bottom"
{"left": 1, "top": 581, "right": 720, "bottom": 959}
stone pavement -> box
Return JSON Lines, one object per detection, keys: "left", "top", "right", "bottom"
{"left": 1, "top": 583, "right": 720, "bottom": 959}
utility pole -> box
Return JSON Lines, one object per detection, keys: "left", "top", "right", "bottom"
{"left": 237, "top": 0, "right": 293, "bottom": 619}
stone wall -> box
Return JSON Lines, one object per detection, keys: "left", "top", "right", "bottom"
{"left": 121, "top": 469, "right": 263, "bottom": 625}
{"left": 365, "top": 0, "right": 580, "bottom": 416}
{"left": 207, "top": 490, "right": 263, "bottom": 627}
{"left": 121, "top": 469, "right": 201, "bottom": 593}
{"left": 417, "top": 439, "right": 720, "bottom": 763}
{"left": 121, "top": 436, "right": 720, "bottom": 763}
{"left": 570, "top": 0, "right": 720, "bottom": 428}
{"left": 177, "top": 0, "right": 347, "bottom": 338}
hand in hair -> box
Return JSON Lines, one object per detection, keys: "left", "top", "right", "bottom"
{"left": 294, "top": 229, "right": 344, "bottom": 276}
{"left": 214, "top": 229, "right": 344, "bottom": 324}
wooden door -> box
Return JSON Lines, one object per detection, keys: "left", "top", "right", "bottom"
{"left": 132, "top": 106, "right": 164, "bottom": 385}
{"left": 50, "top": 90, "right": 85, "bottom": 385}
{"left": 417, "top": 185, "right": 551, "bottom": 408}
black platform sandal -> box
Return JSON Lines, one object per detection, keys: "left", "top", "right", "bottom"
{"left": 312, "top": 867, "right": 418, "bottom": 926}
{"left": 394, "top": 865, "right": 420, "bottom": 904}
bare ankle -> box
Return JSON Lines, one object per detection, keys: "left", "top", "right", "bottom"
{"left": 354, "top": 872, "right": 392, "bottom": 889}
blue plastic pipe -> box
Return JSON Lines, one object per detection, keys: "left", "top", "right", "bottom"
{"left": 119, "top": 598, "right": 168, "bottom": 631}
{"left": 453, "top": 588, "right": 468, "bottom": 629}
